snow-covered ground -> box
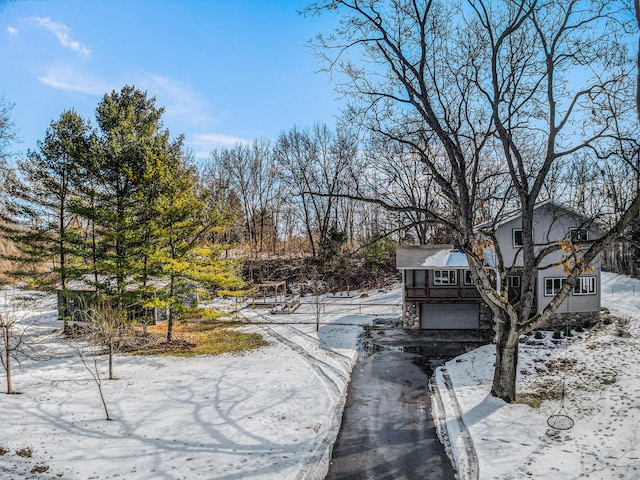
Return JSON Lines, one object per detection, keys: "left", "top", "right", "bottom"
{"left": 3, "top": 274, "right": 640, "bottom": 480}
{"left": 434, "top": 271, "right": 640, "bottom": 479}
{"left": 0, "top": 286, "right": 400, "bottom": 479}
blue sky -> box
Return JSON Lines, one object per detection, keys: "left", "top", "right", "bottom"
{"left": 0, "top": 0, "right": 342, "bottom": 160}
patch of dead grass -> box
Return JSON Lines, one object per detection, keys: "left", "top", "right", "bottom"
{"left": 127, "top": 317, "right": 268, "bottom": 357}
{"left": 516, "top": 377, "right": 564, "bottom": 409}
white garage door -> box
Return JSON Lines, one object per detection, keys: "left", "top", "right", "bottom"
{"left": 420, "top": 303, "right": 480, "bottom": 329}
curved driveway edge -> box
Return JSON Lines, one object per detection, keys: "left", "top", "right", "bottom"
{"left": 255, "top": 323, "right": 360, "bottom": 480}
{"left": 432, "top": 368, "right": 479, "bottom": 480}
{"left": 295, "top": 352, "right": 357, "bottom": 480}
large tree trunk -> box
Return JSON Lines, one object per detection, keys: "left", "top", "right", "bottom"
{"left": 490, "top": 312, "right": 519, "bottom": 403}
{"left": 302, "top": 197, "right": 317, "bottom": 258}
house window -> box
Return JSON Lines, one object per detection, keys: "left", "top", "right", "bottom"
{"left": 507, "top": 275, "right": 520, "bottom": 288}
{"left": 512, "top": 229, "right": 523, "bottom": 247}
{"left": 574, "top": 276, "right": 596, "bottom": 295}
{"left": 434, "top": 270, "right": 457, "bottom": 285}
{"left": 570, "top": 228, "right": 589, "bottom": 242}
{"left": 464, "top": 270, "right": 474, "bottom": 285}
{"left": 544, "top": 278, "right": 564, "bottom": 296}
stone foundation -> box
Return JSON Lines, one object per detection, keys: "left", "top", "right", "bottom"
{"left": 403, "top": 303, "right": 420, "bottom": 329}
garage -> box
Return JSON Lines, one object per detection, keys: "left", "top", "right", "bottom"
{"left": 420, "top": 303, "right": 480, "bottom": 329}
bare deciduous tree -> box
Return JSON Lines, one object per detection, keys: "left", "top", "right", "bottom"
{"left": 0, "top": 95, "right": 16, "bottom": 167}
{"left": 72, "top": 339, "right": 113, "bottom": 421}
{"left": 70, "top": 301, "right": 123, "bottom": 421}
{"left": 207, "top": 140, "right": 281, "bottom": 255}
{"left": 80, "top": 301, "right": 128, "bottom": 381}
{"left": 274, "top": 124, "right": 357, "bottom": 258}
{"left": 305, "top": 264, "right": 327, "bottom": 332}
{"left": 363, "top": 136, "right": 473, "bottom": 244}
{"left": 0, "top": 291, "right": 47, "bottom": 394}
{"left": 308, "top": 0, "right": 640, "bottom": 402}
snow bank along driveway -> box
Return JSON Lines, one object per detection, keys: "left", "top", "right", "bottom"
{"left": 435, "top": 272, "right": 640, "bottom": 479}
{"left": 0, "top": 289, "right": 394, "bottom": 479}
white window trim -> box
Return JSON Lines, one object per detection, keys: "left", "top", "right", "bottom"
{"left": 569, "top": 227, "right": 589, "bottom": 242}
{"left": 433, "top": 270, "right": 457, "bottom": 286}
{"left": 512, "top": 228, "right": 523, "bottom": 247}
{"left": 544, "top": 277, "right": 564, "bottom": 296}
{"left": 574, "top": 276, "right": 597, "bottom": 296}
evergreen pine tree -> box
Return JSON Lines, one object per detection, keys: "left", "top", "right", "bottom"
{"left": 147, "top": 150, "right": 249, "bottom": 342}
{"left": 1, "top": 110, "right": 90, "bottom": 327}
{"left": 89, "top": 85, "right": 171, "bottom": 308}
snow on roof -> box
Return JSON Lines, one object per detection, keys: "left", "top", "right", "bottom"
{"left": 397, "top": 245, "right": 456, "bottom": 269}
{"left": 421, "top": 249, "right": 468, "bottom": 268}
{"left": 397, "top": 244, "right": 496, "bottom": 269}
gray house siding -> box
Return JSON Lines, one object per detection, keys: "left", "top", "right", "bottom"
{"left": 497, "top": 203, "right": 600, "bottom": 269}
{"left": 397, "top": 201, "right": 602, "bottom": 331}
{"left": 496, "top": 203, "right": 601, "bottom": 315}
{"left": 536, "top": 271, "right": 601, "bottom": 314}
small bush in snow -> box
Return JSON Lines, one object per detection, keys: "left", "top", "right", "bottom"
{"left": 15, "top": 447, "right": 32, "bottom": 458}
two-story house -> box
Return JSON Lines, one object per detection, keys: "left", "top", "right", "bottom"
{"left": 397, "top": 200, "right": 601, "bottom": 331}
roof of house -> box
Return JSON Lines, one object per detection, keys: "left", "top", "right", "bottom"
{"left": 475, "top": 199, "right": 604, "bottom": 231}
{"left": 397, "top": 201, "right": 599, "bottom": 270}
{"left": 396, "top": 244, "right": 496, "bottom": 269}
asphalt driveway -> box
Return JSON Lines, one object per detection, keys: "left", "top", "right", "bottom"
{"left": 325, "top": 326, "right": 485, "bottom": 479}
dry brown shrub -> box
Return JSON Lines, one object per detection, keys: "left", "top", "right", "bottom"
{"left": 0, "top": 236, "right": 19, "bottom": 285}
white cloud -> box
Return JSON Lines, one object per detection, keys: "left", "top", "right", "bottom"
{"left": 135, "top": 73, "right": 222, "bottom": 127}
{"left": 191, "top": 133, "right": 249, "bottom": 157}
{"left": 38, "top": 65, "right": 112, "bottom": 95}
{"left": 37, "top": 64, "right": 240, "bottom": 158}
{"left": 132, "top": 74, "right": 245, "bottom": 157}
{"left": 37, "top": 67, "right": 220, "bottom": 126}
{"left": 31, "top": 17, "right": 91, "bottom": 59}
{"left": 7, "top": 26, "right": 18, "bottom": 35}
{"left": 194, "top": 132, "right": 249, "bottom": 146}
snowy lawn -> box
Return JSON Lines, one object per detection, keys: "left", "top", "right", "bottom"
{"left": 435, "top": 271, "right": 640, "bottom": 479}
{"left": 0, "top": 287, "right": 401, "bottom": 479}
{"left": 10, "top": 274, "right": 637, "bottom": 480}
